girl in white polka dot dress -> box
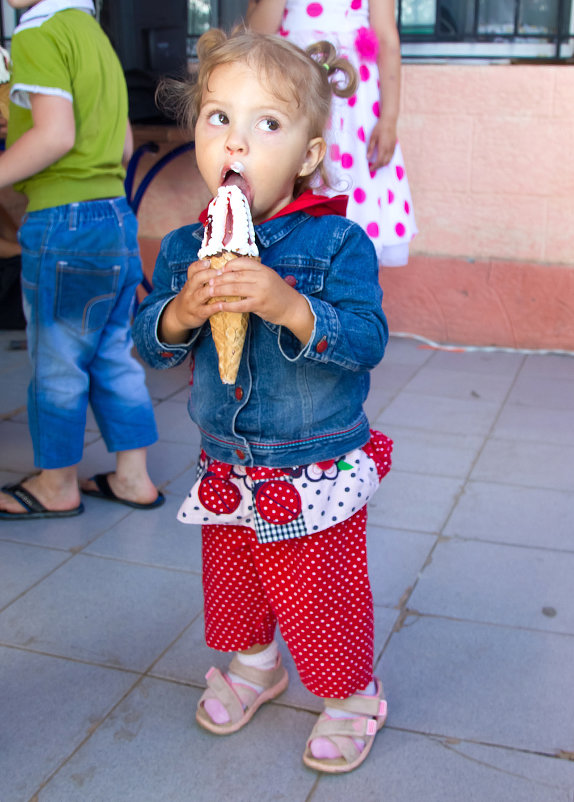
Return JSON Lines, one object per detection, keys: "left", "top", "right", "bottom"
{"left": 247, "top": 0, "right": 418, "bottom": 267}
{"left": 133, "top": 27, "right": 393, "bottom": 774}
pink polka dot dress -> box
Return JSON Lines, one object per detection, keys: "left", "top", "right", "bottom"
{"left": 280, "top": 0, "right": 417, "bottom": 266}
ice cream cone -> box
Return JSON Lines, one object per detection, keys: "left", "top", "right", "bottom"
{"left": 208, "top": 251, "right": 257, "bottom": 385}
{"left": 199, "top": 184, "right": 260, "bottom": 385}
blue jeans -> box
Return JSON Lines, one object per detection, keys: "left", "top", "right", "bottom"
{"left": 19, "top": 197, "right": 158, "bottom": 469}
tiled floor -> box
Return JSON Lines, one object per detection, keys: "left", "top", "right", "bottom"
{"left": 1, "top": 330, "right": 574, "bottom": 802}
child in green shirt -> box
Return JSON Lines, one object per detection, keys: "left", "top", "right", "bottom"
{"left": 0, "top": 0, "right": 163, "bottom": 519}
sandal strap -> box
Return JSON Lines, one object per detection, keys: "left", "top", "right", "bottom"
{"left": 228, "top": 654, "right": 285, "bottom": 689}
{"left": 305, "top": 716, "right": 365, "bottom": 764}
{"left": 203, "top": 667, "right": 250, "bottom": 724}
{"left": 326, "top": 682, "right": 387, "bottom": 720}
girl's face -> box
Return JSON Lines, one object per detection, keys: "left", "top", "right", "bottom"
{"left": 194, "top": 60, "right": 325, "bottom": 225}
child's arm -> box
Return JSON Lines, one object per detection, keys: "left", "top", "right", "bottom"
{"left": 122, "top": 120, "right": 134, "bottom": 168}
{"left": 245, "top": 0, "right": 286, "bottom": 33}
{"left": 209, "top": 224, "right": 387, "bottom": 370}
{"left": 367, "top": 0, "right": 402, "bottom": 170}
{"left": 0, "top": 93, "right": 75, "bottom": 189}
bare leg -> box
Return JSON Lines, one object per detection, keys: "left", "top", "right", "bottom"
{"left": 80, "top": 447, "right": 159, "bottom": 505}
{"left": 0, "top": 466, "right": 81, "bottom": 514}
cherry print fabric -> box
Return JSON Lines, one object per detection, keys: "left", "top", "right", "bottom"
{"left": 279, "top": 0, "right": 418, "bottom": 264}
{"left": 202, "top": 506, "right": 374, "bottom": 697}
{"left": 177, "top": 430, "right": 393, "bottom": 543}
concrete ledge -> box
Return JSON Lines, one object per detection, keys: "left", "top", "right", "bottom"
{"left": 380, "top": 254, "right": 574, "bottom": 351}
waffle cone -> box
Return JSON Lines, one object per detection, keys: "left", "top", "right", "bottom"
{"left": 208, "top": 251, "right": 257, "bottom": 385}
{"left": 0, "top": 83, "right": 9, "bottom": 121}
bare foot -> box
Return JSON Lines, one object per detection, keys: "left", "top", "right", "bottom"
{"left": 80, "top": 472, "right": 160, "bottom": 506}
{"left": 0, "top": 472, "right": 81, "bottom": 514}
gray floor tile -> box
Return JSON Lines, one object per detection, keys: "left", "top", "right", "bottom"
{"left": 0, "top": 420, "right": 35, "bottom": 473}
{"left": 377, "top": 392, "right": 501, "bottom": 436}
{"left": 382, "top": 424, "right": 483, "bottom": 477}
{"left": 368, "top": 470, "right": 464, "bottom": 534}
{"left": 0, "top": 647, "right": 137, "bottom": 802}
{"left": 444, "top": 481, "right": 574, "bottom": 551}
{"left": 312, "top": 729, "right": 574, "bottom": 802}
{"left": 0, "top": 365, "right": 29, "bottom": 417}
{"left": 37, "top": 678, "right": 318, "bottom": 802}
{"left": 84, "top": 495, "right": 202, "bottom": 573}
{"left": 520, "top": 353, "right": 574, "bottom": 380}
{"left": 381, "top": 617, "right": 574, "bottom": 754}
{"left": 409, "top": 538, "right": 574, "bottom": 633}
{"left": 507, "top": 371, "right": 574, "bottom": 410}
{"left": 493, "top": 403, "right": 574, "bottom": 446}
{"left": 0, "top": 555, "right": 204, "bottom": 670}
{"left": 367, "top": 524, "right": 437, "bottom": 608}
{"left": 364, "top": 389, "right": 395, "bottom": 423}
{"left": 165, "top": 465, "right": 200, "bottom": 497}
{"left": 429, "top": 348, "right": 524, "bottom": 375}
{"left": 0, "top": 541, "right": 70, "bottom": 610}
{"left": 141, "top": 359, "right": 192, "bottom": 401}
{"left": 472, "top": 439, "right": 574, "bottom": 492}
{"left": 0, "top": 494, "right": 131, "bottom": 551}
{"left": 153, "top": 400, "right": 202, "bottom": 446}
{"left": 369, "top": 360, "right": 423, "bottom": 392}
{"left": 382, "top": 336, "right": 435, "bottom": 366}
{"left": 404, "top": 366, "right": 516, "bottom": 403}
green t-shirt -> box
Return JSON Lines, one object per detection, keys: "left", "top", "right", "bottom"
{"left": 7, "top": 9, "right": 128, "bottom": 211}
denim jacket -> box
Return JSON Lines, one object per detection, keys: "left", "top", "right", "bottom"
{"left": 132, "top": 210, "right": 388, "bottom": 467}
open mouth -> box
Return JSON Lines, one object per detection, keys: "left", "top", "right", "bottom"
{"left": 221, "top": 162, "right": 253, "bottom": 206}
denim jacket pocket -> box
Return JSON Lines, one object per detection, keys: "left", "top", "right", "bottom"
{"left": 55, "top": 261, "right": 120, "bottom": 335}
{"left": 272, "top": 262, "right": 325, "bottom": 296}
{"left": 262, "top": 263, "right": 325, "bottom": 336}
{"left": 170, "top": 262, "right": 192, "bottom": 293}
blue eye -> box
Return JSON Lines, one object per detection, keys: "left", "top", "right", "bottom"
{"left": 208, "top": 112, "right": 228, "bottom": 126}
{"left": 258, "top": 118, "right": 280, "bottom": 132}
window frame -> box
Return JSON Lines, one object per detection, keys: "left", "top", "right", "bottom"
{"left": 397, "top": 0, "right": 574, "bottom": 61}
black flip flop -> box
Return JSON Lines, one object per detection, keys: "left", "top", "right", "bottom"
{"left": 0, "top": 482, "right": 84, "bottom": 520}
{"left": 82, "top": 473, "right": 165, "bottom": 510}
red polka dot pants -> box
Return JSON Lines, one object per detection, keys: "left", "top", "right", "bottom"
{"left": 201, "top": 506, "right": 374, "bottom": 699}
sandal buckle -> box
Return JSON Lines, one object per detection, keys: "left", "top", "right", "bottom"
{"left": 366, "top": 719, "right": 378, "bottom": 736}
{"left": 378, "top": 700, "right": 388, "bottom": 717}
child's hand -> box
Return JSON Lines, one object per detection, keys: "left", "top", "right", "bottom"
{"left": 208, "top": 257, "right": 314, "bottom": 344}
{"left": 159, "top": 258, "right": 220, "bottom": 343}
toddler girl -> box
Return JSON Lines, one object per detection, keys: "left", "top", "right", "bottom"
{"left": 133, "top": 26, "right": 392, "bottom": 774}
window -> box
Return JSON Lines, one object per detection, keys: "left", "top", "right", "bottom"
{"left": 398, "top": 0, "right": 574, "bottom": 59}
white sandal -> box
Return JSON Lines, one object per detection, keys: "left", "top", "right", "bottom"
{"left": 303, "top": 678, "right": 387, "bottom": 773}
{"left": 196, "top": 653, "right": 289, "bottom": 735}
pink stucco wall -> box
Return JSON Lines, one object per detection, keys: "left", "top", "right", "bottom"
{"left": 383, "top": 63, "right": 574, "bottom": 349}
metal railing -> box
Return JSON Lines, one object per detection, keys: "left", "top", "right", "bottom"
{"left": 398, "top": 0, "right": 573, "bottom": 60}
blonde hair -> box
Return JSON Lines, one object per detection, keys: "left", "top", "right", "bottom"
{"left": 157, "top": 26, "right": 358, "bottom": 195}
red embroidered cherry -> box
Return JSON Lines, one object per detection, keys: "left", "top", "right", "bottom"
{"left": 255, "top": 481, "right": 302, "bottom": 524}
{"left": 198, "top": 477, "right": 241, "bottom": 514}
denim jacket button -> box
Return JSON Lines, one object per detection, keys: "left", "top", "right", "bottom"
{"left": 235, "top": 386, "right": 244, "bottom": 401}
{"left": 235, "top": 449, "right": 246, "bottom": 460}
{"left": 316, "top": 337, "right": 328, "bottom": 353}
{"left": 284, "top": 275, "right": 297, "bottom": 287}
